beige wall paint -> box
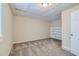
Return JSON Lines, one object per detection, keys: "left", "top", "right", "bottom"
{"left": 50, "top": 19, "right": 62, "bottom": 40}
{"left": 62, "top": 5, "right": 79, "bottom": 51}
{"left": 13, "top": 16, "right": 50, "bottom": 43}
{"left": 0, "top": 4, "right": 13, "bottom": 55}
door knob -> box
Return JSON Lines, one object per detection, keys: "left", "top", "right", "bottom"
{"left": 70, "top": 34, "right": 73, "bottom": 36}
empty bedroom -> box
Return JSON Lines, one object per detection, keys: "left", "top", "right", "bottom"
{"left": 0, "top": 3, "right": 79, "bottom": 56}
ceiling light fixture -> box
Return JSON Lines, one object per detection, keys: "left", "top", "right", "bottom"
{"left": 41, "top": 3, "right": 52, "bottom": 7}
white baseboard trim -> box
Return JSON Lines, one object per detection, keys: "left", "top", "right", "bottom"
{"left": 62, "top": 46, "right": 79, "bottom": 56}
{"left": 62, "top": 46, "right": 71, "bottom": 52}
{"left": 50, "top": 37, "right": 61, "bottom": 40}
{"left": 8, "top": 44, "right": 13, "bottom": 56}
{"left": 13, "top": 38, "right": 50, "bottom": 44}
{"left": 71, "top": 49, "right": 79, "bottom": 56}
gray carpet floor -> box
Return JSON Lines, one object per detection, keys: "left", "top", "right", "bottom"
{"left": 10, "top": 38, "right": 75, "bottom": 56}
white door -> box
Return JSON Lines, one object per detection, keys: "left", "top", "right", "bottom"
{"left": 71, "top": 10, "right": 79, "bottom": 55}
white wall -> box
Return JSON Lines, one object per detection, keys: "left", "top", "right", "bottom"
{"left": 13, "top": 16, "right": 50, "bottom": 43}
{"left": 62, "top": 5, "right": 79, "bottom": 51}
{"left": 50, "top": 19, "right": 62, "bottom": 40}
{"left": 0, "top": 4, "right": 13, "bottom": 55}
{"left": 0, "top": 4, "right": 2, "bottom": 37}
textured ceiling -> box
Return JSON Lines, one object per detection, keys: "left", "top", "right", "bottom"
{"left": 10, "top": 3, "right": 79, "bottom": 20}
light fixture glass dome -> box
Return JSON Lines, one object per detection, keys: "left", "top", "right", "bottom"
{"left": 40, "top": 3, "right": 52, "bottom": 7}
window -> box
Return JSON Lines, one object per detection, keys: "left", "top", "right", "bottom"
{"left": 0, "top": 3, "right": 2, "bottom": 37}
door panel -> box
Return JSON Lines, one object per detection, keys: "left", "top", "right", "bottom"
{"left": 71, "top": 10, "right": 79, "bottom": 55}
